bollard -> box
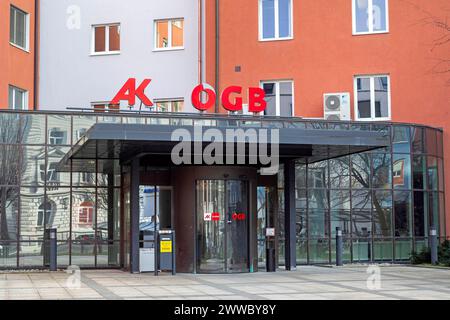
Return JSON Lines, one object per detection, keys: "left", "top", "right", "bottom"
{"left": 430, "top": 227, "right": 438, "bottom": 265}
{"left": 49, "top": 228, "right": 57, "bottom": 271}
{"left": 336, "top": 227, "right": 343, "bottom": 266}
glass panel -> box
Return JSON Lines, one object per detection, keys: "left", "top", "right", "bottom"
{"left": 295, "top": 162, "right": 306, "bottom": 188}
{"left": 373, "top": 190, "right": 392, "bottom": 237}
{"left": 331, "top": 238, "right": 351, "bottom": 263}
{"left": 72, "top": 188, "right": 96, "bottom": 242}
{"left": 439, "top": 193, "right": 446, "bottom": 238}
{"left": 373, "top": 239, "right": 392, "bottom": 261}
{"left": 330, "top": 209, "right": 351, "bottom": 238}
{"left": 22, "top": 114, "right": 46, "bottom": 144}
{"left": 109, "top": 25, "right": 120, "bottom": 51}
{"left": 393, "top": 154, "right": 411, "bottom": 190}
{"left": 279, "top": 82, "right": 293, "bottom": 117}
{"left": 437, "top": 158, "right": 444, "bottom": 192}
{"left": 0, "top": 113, "right": 22, "bottom": 144}
{"left": 19, "top": 241, "right": 43, "bottom": 268}
{"left": 15, "top": 8, "right": 26, "bottom": 48}
{"left": 47, "top": 146, "right": 70, "bottom": 186}
{"left": 171, "top": 20, "right": 184, "bottom": 47}
{"left": 428, "top": 192, "right": 439, "bottom": 235}
{"left": 308, "top": 238, "right": 330, "bottom": 264}
{"left": 46, "top": 188, "right": 71, "bottom": 241}
{"left": 308, "top": 209, "right": 328, "bottom": 238}
{"left": 262, "top": 0, "right": 275, "bottom": 39}
{"left": 48, "top": 115, "right": 70, "bottom": 145}
{"left": 411, "top": 127, "right": 424, "bottom": 154}
{"left": 156, "top": 20, "right": 169, "bottom": 48}
{"left": 226, "top": 181, "right": 249, "bottom": 273}
{"left": 57, "top": 241, "right": 70, "bottom": 267}
{"left": 354, "top": 0, "right": 369, "bottom": 33}
{"left": 394, "top": 191, "right": 412, "bottom": 238}
{"left": 278, "top": 0, "right": 291, "bottom": 38}
{"left": 196, "top": 180, "right": 225, "bottom": 273}
{"left": 372, "top": 0, "right": 387, "bottom": 32}
{"left": 425, "top": 128, "right": 437, "bottom": 155}
{"left": 263, "top": 83, "right": 277, "bottom": 116}
{"left": 393, "top": 126, "right": 410, "bottom": 153}
{"left": 94, "top": 26, "right": 106, "bottom": 52}
{"left": 352, "top": 238, "right": 371, "bottom": 262}
{"left": 97, "top": 188, "right": 120, "bottom": 265}
{"left": 0, "top": 242, "right": 17, "bottom": 268}
{"left": 308, "top": 189, "right": 328, "bottom": 210}
{"left": 413, "top": 191, "right": 427, "bottom": 237}
{"left": 22, "top": 146, "right": 46, "bottom": 186}
{"left": 0, "top": 145, "right": 22, "bottom": 185}
{"left": 296, "top": 210, "right": 307, "bottom": 264}
{"left": 374, "top": 76, "right": 389, "bottom": 118}
{"left": 71, "top": 242, "right": 95, "bottom": 267}
{"left": 436, "top": 131, "right": 443, "bottom": 157}
{"left": 351, "top": 153, "right": 371, "bottom": 188}
{"left": 427, "top": 156, "right": 438, "bottom": 191}
{"left": 372, "top": 153, "right": 391, "bottom": 189}
{"left": 72, "top": 115, "right": 95, "bottom": 145}
{"left": 14, "top": 88, "right": 24, "bottom": 110}
{"left": 357, "top": 77, "right": 371, "bottom": 118}
{"left": 0, "top": 187, "right": 19, "bottom": 241}
{"left": 412, "top": 155, "right": 426, "bottom": 190}
{"left": 96, "top": 241, "right": 120, "bottom": 267}
{"left": 20, "top": 187, "right": 44, "bottom": 246}
{"left": 10, "top": 7, "right": 15, "bottom": 44}
{"left": 394, "top": 238, "right": 412, "bottom": 260}
{"left": 308, "top": 160, "right": 328, "bottom": 188}
{"left": 329, "top": 157, "right": 350, "bottom": 189}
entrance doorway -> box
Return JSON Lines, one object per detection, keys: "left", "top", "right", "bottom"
{"left": 257, "top": 186, "right": 277, "bottom": 271}
{"left": 196, "top": 180, "right": 249, "bottom": 273}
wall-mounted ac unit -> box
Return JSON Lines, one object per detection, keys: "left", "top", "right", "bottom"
{"left": 323, "top": 93, "right": 351, "bottom": 121}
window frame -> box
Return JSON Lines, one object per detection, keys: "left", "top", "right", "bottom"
{"left": 353, "top": 74, "right": 391, "bottom": 121}
{"left": 10, "top": 5, "right": 30, "bottom": 51}
{"left": 260, "top": 80, "right": 295, "bottom": 117}
{"left": 90, "top": 23, "right": 121, "bottom": 56}
{"left": 352, "top": 0, "right": 390, "bottom": 35}
{"left": 8, "top": 85, "right": 28, "bottom": 110}
{"left": 258, "top": 0, "right": 294, "bottom": 42}
{"left": 154, "top": 18, "right": 185, "bottom": 51}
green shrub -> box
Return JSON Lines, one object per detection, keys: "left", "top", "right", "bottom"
{"left": 410, "top": 247, "right": 431, "bottom": 264}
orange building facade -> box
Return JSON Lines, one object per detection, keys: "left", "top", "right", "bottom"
{"left": 0, "top": 0, "right": 37, "bottom": 110}
{"left": 205, "top": 0, "right": 450, "bottom": 236}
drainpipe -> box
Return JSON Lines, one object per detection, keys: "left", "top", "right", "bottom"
{"left": 214, "top": 0, "right": 219, "bottom": 113}
{"left": 33, "top": 0, "right": 40, "bottom": 110}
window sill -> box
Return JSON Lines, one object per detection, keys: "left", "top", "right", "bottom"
{"left": 10, "top": 42, "right": 30, "bottom": 53}
{"left": 258, "top": 37, "right": 294, "bottom": 42}
{"left": 90, "top": 51, "right": 121, "bottom": 57}
{"left": 153, "top": 47, "right": 185, "bottom": 52}
{"left": 355, "top": 117, "right": 391, "bottom": 122}
{"left": 352, "top": 31, "right": 389, "bottom": 36}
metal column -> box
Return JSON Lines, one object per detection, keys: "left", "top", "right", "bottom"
{"left": 284, "top": 160, "right": 297, "bottom": 271}
{"left": 130, "top": 158, "right": 140, "bottom": 273}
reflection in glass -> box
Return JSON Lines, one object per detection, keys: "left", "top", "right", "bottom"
{"left": 425, "top": 128, "right": 437, "bottom": 155}
{"left": 374, "top": 76, "right": 389, "bottom": 118}
{"left": 411, "top": 127, "right": 424, "bottom": 154}
{"left": 354, "top": 0, "right": 369, "bottom": 33}
{"left": 357, "top": 77, "right": 371, "bottom": 118}
{"left": 427, "top": 156, "right": 438, "bottom": 191}
{"left": 329, "top": 157, "right": 350, "bottom": 189}
{"left": 393, "top": 154, "right": 411, "bottom": 189}
{"left": 394, "top": 191, "right": 412, "bottom": 237}
{"left": 0, "top": 187, "right": 19, "bottom": 241}
{"left": 393, "top": 126, "right": 410, "bottom": 153}
{"left": 278, "top": 0, "right": 292, "bottom": 38}
{"left": 308, "top": 160, "right": 328, "bottom": 188}
{"left": 412, "top": 155, "right": 426, "bottom": 190}
{"left": 48, "top": 115, "right": 71, "bottom": 145}
{"left": 351, "top": 153, "right": 370, "bottom": 188}
{"left": 373, "top": 190, "right": 392, "bottom": 237}
{"left": 262, "top": 0, "right": 275, "bottom": 38}
{"left": 413, "top": 191, "right": 427, "bottom": 237}
{"left": 372, "top": 153, "right": 391, "bottom": 189}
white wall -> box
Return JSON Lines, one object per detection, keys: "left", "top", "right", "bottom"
{"left": 39, "top": 0, "right": 199, "bottom": 112}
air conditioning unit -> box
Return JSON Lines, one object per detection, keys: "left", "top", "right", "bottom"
{"left": 323, "top": 93, "right": 351, "bottom": 121}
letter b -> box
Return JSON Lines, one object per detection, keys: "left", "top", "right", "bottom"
{"left": 248, "top": 87, "right": 266, "bottom": 113}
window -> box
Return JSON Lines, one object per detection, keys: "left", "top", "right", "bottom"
{"left": 353, "top": 0, "right": 389, "bottom": 34}
{"left": 78, "top": 202, "right": 94, "bottom": 224}
{"left": 150, "top": 100, "right": 184, "bottom": 112}
{"left": 354, "top": 75, "right": 390, "bottom": 120}
{"left": 37, "top": 201, "right": 55, "bottom": 227}
{"left": 261, "top": 81, "right": 293, "bottom": 116}
{"left": 155, "top": 19, "right": 184, "bottom": 50}
{"left": 259, "top": 0, "right": 293, "bottom": 41}
{"left": 8, "top": 85, "right": 28, "bottom": 110}
{"left": 48, "top": 128, "right": 68, "bottom": 145}
{"left": 91, "top": 24, "right": 120, "bottom": 55}
{"left": 40, "top": 163, "right": 60, "bottom": 183}
{"left": 10, "top": 5, "right": 29, "bottom": 50}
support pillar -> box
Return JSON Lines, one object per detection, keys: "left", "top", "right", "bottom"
{"left": 284, "top": 160, "right": 297, "bottom": 271}
{"left": 130, "top": 158, "right": 140, "bottom": 273}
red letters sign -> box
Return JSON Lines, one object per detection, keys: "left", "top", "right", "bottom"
{"left": 232, "top": 213, "right": 246, "bottom": 221}
{"left": 111, "top": 78, "right": 153, "bottom": 106}
{"left": 191, "top": 84, "right": 267, "bottom": 113}
{"left": 211, "top": 212, "right": 220, "bottom": 221}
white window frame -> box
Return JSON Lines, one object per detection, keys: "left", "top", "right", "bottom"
{"left": 90, "top": 23, "right": 121, "bottom": 56}
{"left": 258, "top": 0, "right": 294, "bottom": 41}
{"left": 260, "top": 80, "right": 295, "bottom": 116}
{"left": 353, "top": 74, "right": 391, "bottom": 121}
{"left": 10, "top": 5, "right": 30, "bottom": 51}
{"left": 352, "top": 0, "right": 389, "bottom": 35}
{"left": 154, "top": 18, "right": 185, "bottom": 51}
{"left": 8, "top": 85, "right": 28, "bottom": 110}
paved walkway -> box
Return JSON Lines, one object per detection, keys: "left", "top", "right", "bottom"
{"left": 0, "top": 265, "right": 450, "bottom": 300}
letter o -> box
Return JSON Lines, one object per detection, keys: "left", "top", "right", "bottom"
{"left": 191, "top": 84, "right": 216, "bottom": 111}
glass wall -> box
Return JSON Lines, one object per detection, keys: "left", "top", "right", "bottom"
{"left": 295, "top": 124, "right": 446, "bottom": 264}
{"left": 0, "top": 112, "right": 121, "bottom": 269}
